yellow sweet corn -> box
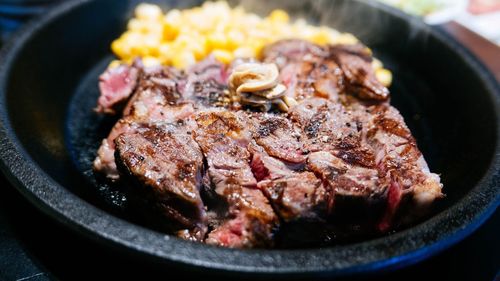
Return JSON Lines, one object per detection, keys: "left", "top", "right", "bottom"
{"left": 268, "top": 9, "right": 289, "bottom": 23}
{"left": 172, "top": 51, "right": 196, "bottom": 69}
{"left": 233, "top": 46, "right": 255, "bottom": 58}
{"left": 206, "top": 33, "right": 228, "bottom": 51}
{"left": 108, "top": 60, "right": 121, "bottom": 69}
{"left": 376, "top": 68, "right": 393, "bottom": 87}
{"left": 212, "top": 49, "right": 233, "bottom": 64}
{"left": 107, "top": 1, "right": 392, "bottom": 87}
{"left": 135, "top": 3, "right": 163, "bottom": 21}
{"left": 142, "top": 56, "right": 161, "bottom": 67}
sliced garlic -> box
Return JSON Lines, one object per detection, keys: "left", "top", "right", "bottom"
{"left": 283, "top": 96, "right": 298, "bottom": 108}
{"left": 229, "top": 62, "right": 280, "bottom": 94}
{"left": 274, "top": 98, "right": 289, "bottom": 112}
{"left": 228, "top": 62, "right": 289, "bottom": 112}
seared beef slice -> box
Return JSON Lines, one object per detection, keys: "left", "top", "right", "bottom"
{"left": 263, "top": 40, "right": 389, "bottom": 103}
{"left": 250, "top": 113, "right": 307, "bottom": 164}
{"left": 194, "top": 111, "right": 278, "bottom": 247}
{"left": 355, "top": 104, "right": 443, "bottom": 230}
{"left": 94, "top": 58, "right": 228, "bottom": 180}
{"left": 95, "top": 64, "right": 140, "bottom": 115}
{"left": 94, "top": 39, "right": 443, "bottom": 246}
{"left": 248, "top": 115, "right": 330, "bottom": 221}
{"left": 114, "top": 124, "right": 207, "bottom": 239}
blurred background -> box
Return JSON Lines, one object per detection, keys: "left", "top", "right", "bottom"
{"left": 1, "top": 0, "right": 499, "bottom": 44}
{"left": 380, "top": 0, "right": 500, "bottom": 44}
{"left": 0, "top": 0, "right": 498, "bottom": 79}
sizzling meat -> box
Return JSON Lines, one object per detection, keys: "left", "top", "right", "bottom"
{"left": 353, "top": 104, "right": 443, "bottom": 230}
{"left": 93, "top": 39, "right": 443, "bottom": 248}
{"left": 263, "top": 40, "right": 389, "bottom": 103}
{"left": 249, "top": 113, "right": 307, "bottom": 164}
{"left": 94, "top": 57, "right": 225, "bottom": 180}
{"left": 194, "top": 111, "right": 279, "bottom": 247}
{"left": 115, "top": 124, "right": 207, "bottom": 239}
{"left": 95, "top": 63, "right": 140, "bottom": 114}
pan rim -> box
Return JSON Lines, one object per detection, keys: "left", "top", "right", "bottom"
{"left": 0, "top": 0, "right": 498, "bottom": 275}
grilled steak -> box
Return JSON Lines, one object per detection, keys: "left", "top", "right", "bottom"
{"left": 263, "top": 40, "right": 389, "bottom": 103}
{"left": 249, "top": 113, "right": 307, "bottom": 164}
{"left": 288, "top": 97, "right": 384, "bottom": 219}
{"left": 93, "top": 102, "right": 195, "bottom": 181}
{"left": 194, "top": 110, "right": 278, "bottom": 247}
{"left": 93, "top": 117, "right": 139, "bottom": 180}
{"left": 93, "top": 39, "right": 443, "bottom": 247}
{"left": 329, "top": 44, "right": 389, "bottom": 101}
{"left": 258, "top": 172, "right": 327, "bottom": 221}
{"left": 307, "top": 151, "right": 383, "bottom": 220}
{"left": 248, "top": 140, "right": 329, "bottom": 221}
{"left": 95, "top": 63, "right": 140, "bottom": 115}
{"left": 353, "top": 104, "right": 443, "bottom": 230}
{"left": 115, "top": 123, "right": 207, "bottom": 239}
{"left": 183, "top": 56, "right": 229, "bottom": 107}
{"left": 94, "top": 57, "right": 225, "bottom": 180}
{"left": 290, "top": 94, "right": 442, "bottom": 227}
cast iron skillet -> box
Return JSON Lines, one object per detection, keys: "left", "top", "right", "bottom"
{"left": 0, "top": 0, "right": 498, "bottom": 277}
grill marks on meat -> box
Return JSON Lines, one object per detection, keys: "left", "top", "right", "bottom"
{"left": 290, "top": 98, "right": 384, "bottom": 217}
{"left": 258, "top": 171, "right": 327, "bottom": 221}
{"left": 249, "top": 142, "right": 328, "bottom": 221}
{"left": 194, "top": 111, "right": 255, "bottom": 189}
{"left": 290, "top": 98, "right": 376, "bottom": 168}
{"left": 290, "top": 96, "right": 442, "bottom": 227}
{"left": 94, "top": 59, "right": 223, "bottom": 180}
{"left": 93, "top": 117, "right": 139, "bottom": 180}
{"left": 93, "top": 40, "right": 443, "bottom": 247}
{"left": 264, "top": 40, "right": 342, "bottom": 101}
{"left": 183, "top": 56, "right": 229, "bottom": 107}
{"left": 356, "top": 104, "right": 443, "bottom": 230}
{"left": 249, "top": 114, "right": 307, "bottom": 164}
{"left": 307, "top": 151, "right": 382, "bottom": 217}
{"left": 114, "top": 124, "right": 207, "bottom": 239}
{"left": 263, "top": 40, "right": 389, "bottom": 103}
{"left": 329, "top": 45, "right": 389, "bottom": 101}
{"left": 194, "top": 111, "right": 278, "bottom": 247}
{"left": 93, "top": 65, "right": 189, "bottom": 180}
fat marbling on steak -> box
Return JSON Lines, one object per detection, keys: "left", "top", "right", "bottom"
{"left": 92, "top": 39, "right": 443, "bottom": 247}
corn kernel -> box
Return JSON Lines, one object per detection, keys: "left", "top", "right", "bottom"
{"left": 310, "top": 28, "right": 331, "bottom": 45}
{"left": 226, "top": 30, "right": 245, "bottom": 50}
{"left": 135, "top": 3, "right": 163, "bottom": 21}
{"left": 269, "top": 9, "right": 289, "bottom": 23}
{"left": 111, "top": 39, "right": 130, "bottom": 59}
{"left": 212, "top": 49, "right": 233, "bottom": 64}
{"left": 333, "top": 33, "right": 359, "bottom": 45}
{"left": 376, "top": 68, "right": 392, "bottom": 87}
{"left": 372, "top": 58, "right": 383, "bottom": 70}
{"left": 142, "top": 56, "right": 161, "bottom": 67}
{"left": 206, "top": 33, "right": 228, "bottom": 51}
{"left": 158, "top": 43, "right": 172, "bottom": 63}
{"left": 172, "top": 51, "right": 196, "bottom": 69}
{"left": 108, "top": 60, "right": 122, "bottom": 69}
{"left": 233, "top": 46, "right": 255, "bottom": 58}
{"left": 109, "top": 0, "right": 391, "bottom": 86}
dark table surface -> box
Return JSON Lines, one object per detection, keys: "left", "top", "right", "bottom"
{"left": 0, "top": 17, "right": 499, "bottom": 281}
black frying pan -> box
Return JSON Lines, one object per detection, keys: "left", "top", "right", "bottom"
{"left": 0, "top": 0, "right": 498, "bottom": 278}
